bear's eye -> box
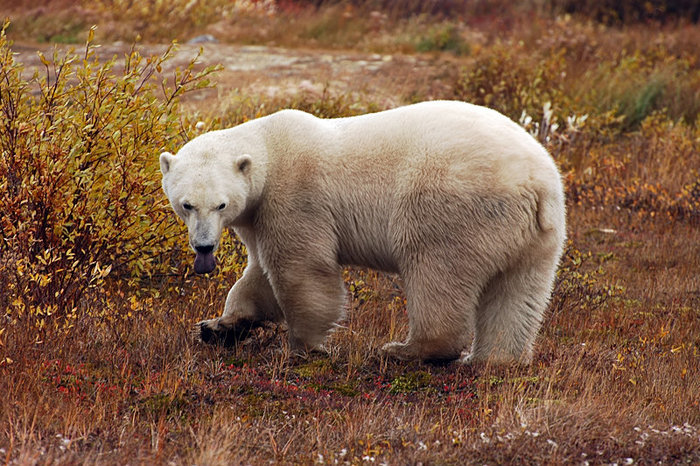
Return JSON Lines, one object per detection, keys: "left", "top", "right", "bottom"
{"left": 217, "top": 203, "right": 226, "bottom": 211}
{"left": 183, "top": 203, "right": 193, "bottom": 211}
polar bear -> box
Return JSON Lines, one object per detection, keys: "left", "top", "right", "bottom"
{"left": 159, "top": 101, "right": 566, "bottom": 364}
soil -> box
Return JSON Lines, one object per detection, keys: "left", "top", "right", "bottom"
{"left": 11, "top": 40, "right": 460, "bottom": 111}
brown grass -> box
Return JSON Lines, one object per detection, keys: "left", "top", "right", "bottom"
{"left": 1, "top": 1, "right": 699, "bottom": 464}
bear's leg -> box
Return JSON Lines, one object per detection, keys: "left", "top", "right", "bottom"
{"left": 198, "top": 261, "right": 282, "bottom": 346}
{"left": 382, "top": 262, "right": 478, "bottom": 361}
{"left": 268, "top": 263, "right": 347, "bottom": 353}
{"left": 462, "top": 255, "right": 558, "bottom": 365}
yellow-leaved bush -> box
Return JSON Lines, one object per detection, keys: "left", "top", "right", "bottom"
{"left": 0, "top": 24, "right": 220, "bottom": 333}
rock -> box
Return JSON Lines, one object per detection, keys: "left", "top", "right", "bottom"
{"left": 187, "top": 34, "right": 218, "bottom": 44}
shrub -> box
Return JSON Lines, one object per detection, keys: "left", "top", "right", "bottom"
{"left": 415, "top": 21, "right": 470, "bottom": 55}
{"left": 0, "top": 24, "right": 219, "bottom": 331}
{"left": 88, "top": 0, "right": 277, "bottom": 42}
{"left": 218, "top": 86, "right": 380, "bottom": 129}
{"left": 548, "top": 0, "right": 700, "bottom": 24}
{"left": 580, "top": 49, "right": 700, "bottom": 131}
{"left": 550, "top": 242, "right": 622, "bottom": 318}
{"left": 452, "top": 46, "right": 568, "bottom": 122}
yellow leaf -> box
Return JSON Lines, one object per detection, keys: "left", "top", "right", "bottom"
{"left": 37, "top": 51, "right": 49, "bottom": 66}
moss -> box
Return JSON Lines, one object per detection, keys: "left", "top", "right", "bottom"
{"left": 294, "top": 359, "right": 334, "bottom": 378}
{"left": 389, "top": 371, "right": 433, "bottom": 394}
{"left": 139, "top": 393, "right": 187, "bottom": 418}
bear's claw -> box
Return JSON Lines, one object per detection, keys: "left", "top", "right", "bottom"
{"left": 197, "top": 318, "right": 259, "bottom": 347}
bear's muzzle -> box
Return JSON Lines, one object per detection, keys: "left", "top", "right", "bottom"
{"left": 193, "top": 245, "right": 216, "bottom": 274}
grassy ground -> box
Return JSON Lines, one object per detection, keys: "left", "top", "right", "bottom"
{"left": 1, "top": 1, "right": 699, "bottom": 464}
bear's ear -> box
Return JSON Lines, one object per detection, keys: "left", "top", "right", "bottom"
{"left": 159, "top": 151, "right": 175, "bottom": 175}
{"left": 236, "top": 154, "right": 252, "bottom": 174}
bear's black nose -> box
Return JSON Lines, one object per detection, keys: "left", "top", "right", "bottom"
{"left": 195, "top": 245, "right": 214, "bottom": 254}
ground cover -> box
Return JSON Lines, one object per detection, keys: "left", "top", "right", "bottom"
{"left": 1, "top": 1, "right": 698, "bottom": 464}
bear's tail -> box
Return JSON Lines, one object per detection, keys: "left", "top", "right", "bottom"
{"left": 536, "top": 187, "right": 565, "bottom": 234}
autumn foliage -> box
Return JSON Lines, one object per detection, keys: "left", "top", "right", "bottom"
{"left": 0, "top": 25, "right": 221, "bottom": 335}
{"left": 0, "top": 2, "right": 698, "bottom": 464}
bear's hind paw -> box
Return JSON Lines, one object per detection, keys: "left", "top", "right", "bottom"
{"left": 380, "top": 341, "right": 417, "bottom": 361}
{"left": 458, "top": 352, "right": 476, "bottom": 365}
{"left": 382, "top": 340, "right": 462, "bottom": 363}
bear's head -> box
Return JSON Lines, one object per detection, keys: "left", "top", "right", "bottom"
{"left": 159, "top": 138, "right": 254, "bottom": 275}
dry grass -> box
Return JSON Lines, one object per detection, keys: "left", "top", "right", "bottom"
{"left": 1, "top": 1, "right": 699, "bottom": 464}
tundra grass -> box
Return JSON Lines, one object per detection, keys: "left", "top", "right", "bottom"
{"left": 1, "top": 2, "right": 699, "bottom": 464}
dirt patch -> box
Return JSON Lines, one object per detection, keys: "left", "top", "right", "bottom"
{"left": 12, "top": 40, "right": 461, "bottom": 111}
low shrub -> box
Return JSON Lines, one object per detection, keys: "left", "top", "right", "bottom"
{"left": 217, "top": 86, "right": 380, "bottom": 129}
{"left": 0, "top": 25, "right": 219, "bottom": 332}
{"left": 549, "top": 0, "right": 700, "bottom": 24}
{"left": 452, "top": 45, "right": 568, "bottom": 122}
{"left": 579, "top": 49, "right": 700, "bottom": 131}
{"left": 415, "top": 21, "right": 470, "bottom": 55}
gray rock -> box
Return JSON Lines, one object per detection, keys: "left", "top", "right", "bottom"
{"left": 187, "top": 34, "right": 218, "bottom": 44}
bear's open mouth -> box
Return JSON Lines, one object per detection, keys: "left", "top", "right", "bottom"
{"left": 194, "top": 251, "right": 216, "bottom": 274}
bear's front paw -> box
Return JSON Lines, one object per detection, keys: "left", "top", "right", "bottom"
{"left": 380, "top": 341, "right": 417, "bottom": 361}
{"left": 458, "top": 352, "right": 476, "bottom": 365}
{"left": 196, "top": 317, "right": 259, "bottom": 347}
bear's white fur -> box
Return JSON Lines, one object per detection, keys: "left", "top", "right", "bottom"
{"left": 160, "top": 101, "right": 566, "bottom": 363}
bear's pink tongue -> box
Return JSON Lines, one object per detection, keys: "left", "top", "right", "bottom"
{"left": 194, "top": 251, "right": 216, "bottom": 274}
